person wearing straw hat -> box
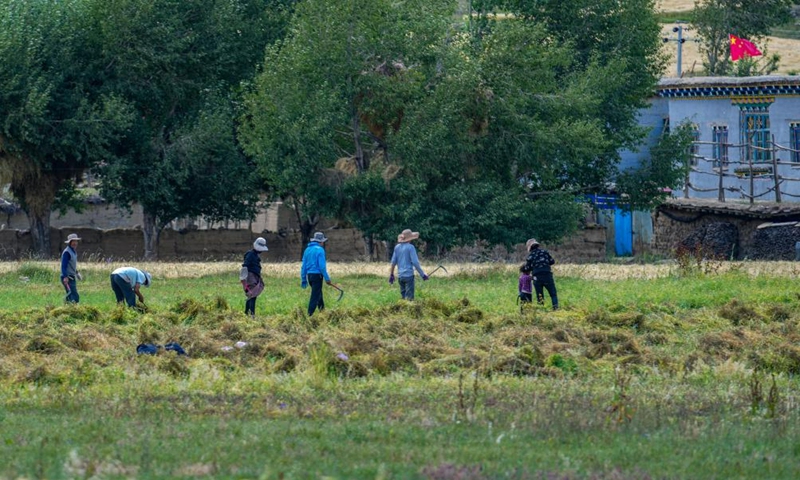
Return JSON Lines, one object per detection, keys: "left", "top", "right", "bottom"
{"left": 110, "top": 266, "right": 152, "bottom": 309}
{"left": 60, "top": 233, "right": 82, "bottom": 303}
{"left": 389, "top": 229, "right": 428, "bottom": 301}
{"left": 240, "top": 237, "right": 268, "bottom": 317}
{"left": 300, "top": 231, "right": 333, "bottom": 316}
{"left": 524, "top": 238, "right": 558, "bottom": 310}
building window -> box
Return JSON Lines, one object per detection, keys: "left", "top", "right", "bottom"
{"left": 661, "top": 117, "right": 670, "bottom": 136}
{"left": 739, "top": 105, "right": 771, "bottom": 163}
{"left": 712, "top": 125, "right": 729, "bottom": 168}
{"left": 791, "top": 122, "right": 800, "bottom": 164}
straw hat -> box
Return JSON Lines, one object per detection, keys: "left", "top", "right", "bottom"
{"left": 64, "top": 233, "right": 81, "bottom": 243}
{"left": 525, "top": 238, "right": 540, "bottom": 251}
{"left": 397, "top": 229, "right": 420, "bottom": 243}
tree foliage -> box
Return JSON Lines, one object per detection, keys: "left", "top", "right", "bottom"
{"left": 244, "top": 0, "right": 670, "bottom": 254}
{"left": 617, "top": 123, "right": 695, "bottom": 211}
{"left": 692, "top": 0, "right": 793, "bottom": 75}
{"left": 93, "top": 0, "right": 295, "bottom": 258}
{"left": 0, "top": 0, "right": 132, "bottom": 255}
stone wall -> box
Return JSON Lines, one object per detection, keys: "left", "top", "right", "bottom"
{"left": 0, "top": 225, "right": 607, "bottom": 263}
{"left": 652, "top": 207, "right": 800, "bottom": 259}
{"left": 547, "top": 225, "right": 607, "bottom": 263}
{"left": 0, "top": 228, "right": 383, "bottom": 262}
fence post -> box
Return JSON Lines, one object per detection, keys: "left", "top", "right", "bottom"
{"left": 718, "top": 158, "right": 725, "bottom": 202}
{"left": 747, "top": 140, "right": 754, "bottom": 204}
{"left": 772, "top": 134, "right": 781, "bottom": 203}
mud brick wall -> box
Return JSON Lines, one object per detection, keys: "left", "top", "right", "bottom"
{"left": 547, "top": 225, "right": 607, "bottom": 263}
{"left": 0, "top": 228, "right": 383, "bottom": 261}
{"left": 652, "top": 209, "right": 793, "bottom": 259}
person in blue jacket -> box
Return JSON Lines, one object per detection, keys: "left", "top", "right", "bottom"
{"left": 60, "top": 233, "right": 82, "bottom": 303}
{"left": 300, "top": 231, "right": 333, "bottom": 316}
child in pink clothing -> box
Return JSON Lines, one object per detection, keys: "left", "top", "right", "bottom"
{"left": 518, "top": 264, "right": 533, "bottom": 304}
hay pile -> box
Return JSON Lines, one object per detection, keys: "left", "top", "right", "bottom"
{"left": 2, "top": 292, "right": 800, "bottom": 387}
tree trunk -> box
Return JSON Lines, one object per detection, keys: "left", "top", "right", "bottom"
{"left": 15, "top": 171, "right": 60, "bottom": 258}
{"left": 292, "top": 201, "right": 318, "bottom": 260}
{"left": 142, "top": 211, "right": 161, "bottom": 260}
{"left": 26, "top": 206, "right": 52, "bottom": 258}
{"left": 363, "top": 234, "right": 374, "bottom": 260}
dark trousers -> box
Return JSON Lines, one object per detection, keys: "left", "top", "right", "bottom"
{"left": 111, "top": 273, "right": 136, "bottom": 307}
{"left": 307, "top": 273, "right": 325, "bottom": 316}
{"left": 519, "top": 292, "right": 532, "bottom": 303}
{"left": 534, "top": 272, "right": 558, "bottom": 310}
{"left": 63, "top": 277, "right": 79, "bottom": 303}
{"left": 245, "top": 297, "right": 257, "bottom": 316}
{"left": 399, "top": 276, "right": 416, "bottom": 300}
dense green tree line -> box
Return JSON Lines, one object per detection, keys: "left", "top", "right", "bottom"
{"left": 1, "top": 0, "right": 689, "bottom": 258}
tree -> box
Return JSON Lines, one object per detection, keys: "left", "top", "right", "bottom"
{"left": 0, "top": 0, "right": 131, "bottom": 256}
{"left": 387, "top": 20, "right": 602, "bottom": 251}
{"left": 240, "top": 0, "right": 453, "bottom": 253}
{"left": 692, "top": 0, "right": 793, "bottom": 75}
{"left": 94, "top": 0, "right": 295, "bottom": 259}
{"left": 616, "top": 123, "right": 695, "bottom": 211}
{"left": 245, "top": 0, "right": 671, "bottom": 255}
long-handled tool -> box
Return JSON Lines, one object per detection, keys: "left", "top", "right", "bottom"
{"left": 328, "top": 283, "right": 345, "bottom": 302}
{"left": 428, "top": 264, "right": 448, "bottom": 277}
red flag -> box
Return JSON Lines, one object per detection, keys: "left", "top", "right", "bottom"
{"left": 730, "top": 34, "right": 762, "bottom": 61}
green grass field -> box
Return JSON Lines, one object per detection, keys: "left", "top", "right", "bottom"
{"left": 2, "top": 260, "right": 800, "bottom": 479}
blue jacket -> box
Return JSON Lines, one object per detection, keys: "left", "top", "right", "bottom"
{"left": 300, "top": 242, "right": 330, "bottom": 282}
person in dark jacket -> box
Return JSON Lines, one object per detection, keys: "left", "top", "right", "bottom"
{"left": 241, "top": 237, "right": 268, "bottom": 317}
{"left": 524, "top": 238, "right": 558, "bottom": 310}
{"left": 300, "top": 231, "right": 333, "bottom": 316}
{"left": 60, "top": 233, "right": 82, "bottom": 303}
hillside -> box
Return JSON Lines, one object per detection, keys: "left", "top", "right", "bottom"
{"left": 658, "top": 0, "right": 800, "bottom": 76}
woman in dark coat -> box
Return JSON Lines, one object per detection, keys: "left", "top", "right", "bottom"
{"left": 240, "top": 237, "right": 268, "bottom": 316}
{"left": 524, "top": 238, "right": 558, "bottom": 310}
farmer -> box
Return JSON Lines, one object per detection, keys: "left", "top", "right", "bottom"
{"left": 300, "top": 231, "right": 333, "bottom": 316}
{"left": 240, "top": 237, "right": 268, "bottom": 317}
{"left": 388, "top": 229, "right": 428, "bottom": 301}
{"left": 60, "top": 233, "right": 82, "bottom": 303}
{"left": 524, "top": 238, "right": 559, "bottom": 310}
{"left": 110, "top": 266, "right": 151, "bottom": 309}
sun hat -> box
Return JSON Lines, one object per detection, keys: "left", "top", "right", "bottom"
{"left": 525, "top": 238, "right": 540, "bottom": 251}
{"left": 143, "top": 271, "right": 152, "bottom": 287}
{"left": 397, "top": 229, "right": 420, "bottom": 243}
{"left": 311, "top": 232, "right": 328, "bottom": 243}
{"left": 64, "top": 233, "right": 81, "bottom": 243}
{"left": 253, "top": 237, "right": 269, "bottom": 252}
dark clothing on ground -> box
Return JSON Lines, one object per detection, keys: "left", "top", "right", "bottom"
{"left": 534, "top": 271, "right": 558, "bottom": 310}
{"left": 307, "top": 273, "right": 325, "bottom": 316}
{"left": 111, "top": 273, "right": 137, "bottom": 307}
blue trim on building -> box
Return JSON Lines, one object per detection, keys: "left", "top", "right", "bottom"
{"left": 659, "top": 84, "right": 800, "bottom": 99}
